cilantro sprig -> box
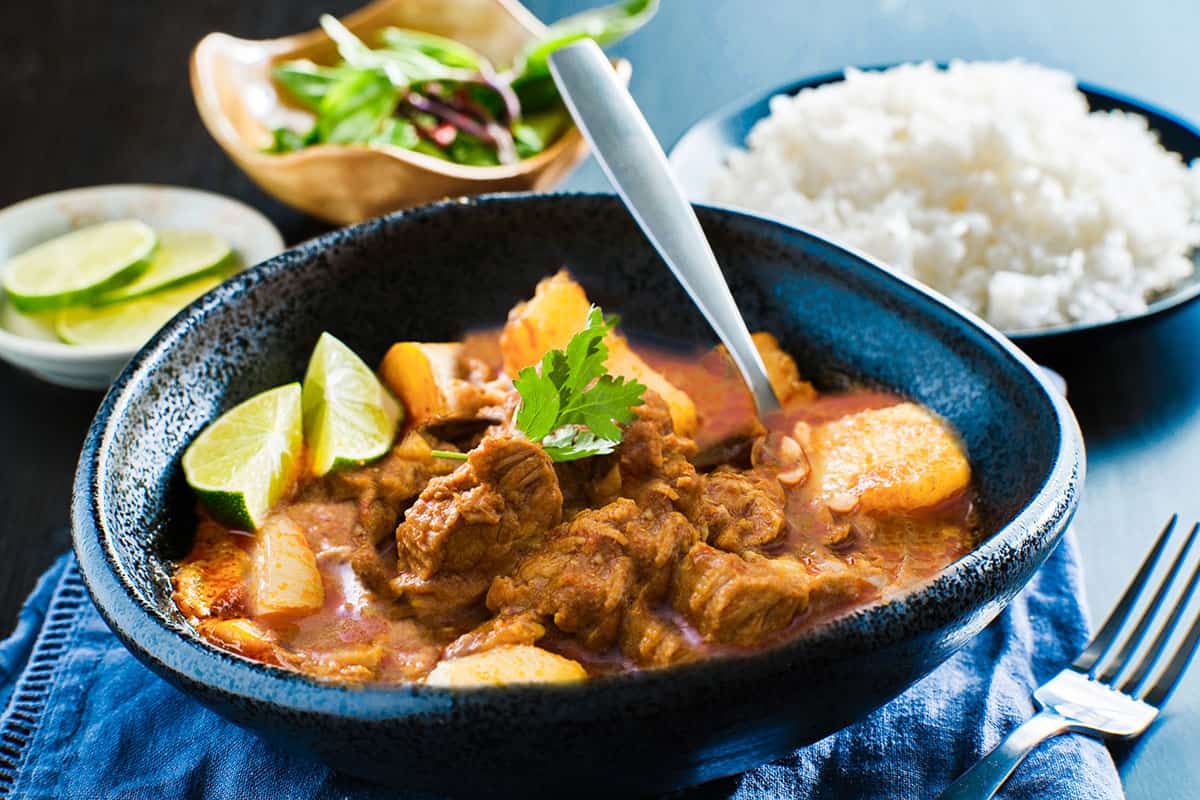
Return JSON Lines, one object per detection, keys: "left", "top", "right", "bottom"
{"left": 512, "top": 306, "right": 647, "bottom": 461}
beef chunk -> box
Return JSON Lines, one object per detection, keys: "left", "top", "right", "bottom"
{"left": 326, "top": 445, "right": 449, "bottom": 508}
{"left": 396, "top": 436, "right": 562, "bottom": 579}
{"left": 555, "top": 454, "right": 622, "bottom": 518}
{"left": 672, "top": 543, "right": 810, "bottom": 646}
{"left": 291, "top": 439, "right": 456, "bottom": 597}
{"left": 389, "top": 571, "right": 493, "bottom": 626}
{"left": 444, "top": 613, "right": 547, "bottom": 660}
{"left": 619, "top": 596, "right": 700, "bottom": 667}
{"left": 807, "top": 562, "right": 885, "bottom": 617}
{"left": 616, "top": 497, "right": 700, "bottom": 596}
{"left": 617, "top": 393, "right": 703, "bottom": 517}
{"left": 618, "top": 393, "right": 677, "bottom": 480}
{"left": 693, "top": 467, "right": 787, "bottom": 552}
{"left": 487, "top": 502, "right": 638, "bottom": 650}
{"left": 488, "top": 497, "right": 699, "bottom": 654}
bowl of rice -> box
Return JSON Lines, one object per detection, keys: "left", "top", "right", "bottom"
{"left": 669, "top": 61, "right": 1200, "bottom": 341}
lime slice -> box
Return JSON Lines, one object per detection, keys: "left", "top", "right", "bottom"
{"left": 2, "top": 220, "right": 157, "bottom": 312}
{"left": 95, "top": 230, "right": 234, "bottom": 304}
{"left": 55, "top": 276, "right": 221, "bottom": 349}
{"left": 183, "top": 383, "right": 304, "bottom": 530}
{"left": 302, "top": 332, "right": 403, "bottom": 476}
{"left": 0, "top": 299, "right": 58, "bottom": 342}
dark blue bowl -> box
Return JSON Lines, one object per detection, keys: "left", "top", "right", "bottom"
{"left": 72, "top": 193, "right": 1083, "bottom": 797}
{"left": 668, "top": 66, "right": 1200, "bottom": 359}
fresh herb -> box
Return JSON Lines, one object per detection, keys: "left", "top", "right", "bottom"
{"left": 430, "top": 449, "right": 468, "bottom": 462}
{"left": 512, "top": 307, "right": 646, "bottom": 462}
{"left": 265, "top": 0, "right": 657, "bottom": 164}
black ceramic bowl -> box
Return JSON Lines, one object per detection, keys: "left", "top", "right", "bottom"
{"left": 72, "top": 194, "right": 1083, "bottom": 797}
{"left": 668, "top": 66, "right": 1200, "bottom": 363}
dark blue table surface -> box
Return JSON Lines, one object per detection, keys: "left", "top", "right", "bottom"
{"left": 2, "top": 1, "right": 1197, "bottom": 797}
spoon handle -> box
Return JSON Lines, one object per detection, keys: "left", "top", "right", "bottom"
{"left": 548, "top": 40, "right": 780, "bottom": 417}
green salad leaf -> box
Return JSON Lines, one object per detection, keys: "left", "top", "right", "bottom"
{"left": 266, "top": 0, "right": 658, "bottom": 164}
{"left": 378, "top": 27, "right": 482, "bottom": 70}
{"left": 514, "top": 109, "right": 572, "bottom": 158}
{"left": 272, "top": 60, "right": 357, "bottom": 107}
{"left": 514, "top": 0, "right": 659, "bottom": 80}
{"left": 368, "top": 117, "right": 421, "bottom": 149}
{"left": 316, "top": 68, "right": 397, "bottom": 144}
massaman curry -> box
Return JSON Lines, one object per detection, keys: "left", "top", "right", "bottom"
{"left": 172, "top": 271, "right": 976, "bottom": 686}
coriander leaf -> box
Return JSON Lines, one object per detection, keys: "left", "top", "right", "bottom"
{"left": 558, "top": 374, "right": 646, "bottom": 440}
{"left": 562, "top": 306, "right": 615, "bottom": 397}
{"left": 541, "top": 426, "right": 621, "bottom": 462}
{"left": 543, "top": 347, "right": 570, "bottom": 392}
{"left": 511, "top": 302, "right": 647, "bottom": 462}
{"left": 513, "top": 365, "right": 560, "bottom": 441}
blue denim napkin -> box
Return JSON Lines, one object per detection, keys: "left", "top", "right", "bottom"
{"left": 0, "top": 530, "right": 1122, "bottom": 800}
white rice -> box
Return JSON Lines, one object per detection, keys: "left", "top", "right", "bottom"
{"left": 709, "top": 61, "right": 1200, "bottom": 332}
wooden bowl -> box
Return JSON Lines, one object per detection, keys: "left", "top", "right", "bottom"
{"left": 190, "top": 0, "right": 630, "bottom": 225}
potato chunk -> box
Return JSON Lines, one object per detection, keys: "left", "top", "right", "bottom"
{"left": 198, "top": 618, "right": 278, "bottom": 661}
{"left": 173, "top": 519, "right": 250, "bottom": 619}
{"left": 499, "top": 270, "right": 697, "bottom": 435}
{"left": 379, "top": 342, "right": 486, "bottom": 429}
{"left": 605, "top": 338, "right": 698, "bottom": 436}
{"left": 500, "top": 270, "right": 593, "bottom": 376}
{"left": 809, "top": 402, "right": 970, "bottom": 512}
{"left": 251, "top": 514, "right": 325, "bottom": 619}
{"left": 425, "top": 644, "right": 587, "bottom": 687}
{"left": 751, "top": 332, "right": 817, "bottom": 405}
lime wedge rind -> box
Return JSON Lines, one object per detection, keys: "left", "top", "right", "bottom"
{"left": 183, "top": 383, "right": 304, "bottom": 531}
{"left": 94, "top": 230, "right": 235, "bottom": 305}
{"left": 303, "top": 332, "right": 402, "bottom": 477}
{"left": 2, "top": 220, "right": 158, "bottom": 312}
{"left": 55, "top": 276, "right": 222, "bottom": 349}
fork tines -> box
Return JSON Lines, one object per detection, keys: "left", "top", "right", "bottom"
{"left": 1072, "top": 514, "right": 1200, "bottom": 705}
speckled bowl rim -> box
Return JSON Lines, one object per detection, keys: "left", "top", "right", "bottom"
{"left": 667, "top": 64, "right": 1200, "bottom": 342}
{"left": 72, "top": 192, "right": 1083, "bottom": 718}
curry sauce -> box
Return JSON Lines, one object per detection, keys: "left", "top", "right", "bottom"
{"left": 172, "top": 272, "right": 976, "bottom": 685}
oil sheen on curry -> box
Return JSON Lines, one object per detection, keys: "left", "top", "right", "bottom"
{"left": 172, "top": 271, "right": 976, "bottom": 686}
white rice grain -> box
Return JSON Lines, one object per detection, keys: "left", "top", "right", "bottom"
{"left": 709, "top": 61, "right": 1200, "bottom": 331}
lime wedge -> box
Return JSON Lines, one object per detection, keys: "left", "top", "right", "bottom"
{"left": 95, "top": 230, "right": 234, "bottom": 304}
{"left": 302, "top": 332, "right": 403, "bottom": 476}
{"left": 2, "top": 220, "right": 157, "bottom": 312}
{"left": 183, "top": 383, "right": 304, "bottom": 530}
{"left": 55, "top": 275, "right": 221, "bottom": 349}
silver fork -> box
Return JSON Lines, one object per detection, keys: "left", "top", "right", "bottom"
{"left": 939, "top": 515, "right": 1200, "bottom": 799}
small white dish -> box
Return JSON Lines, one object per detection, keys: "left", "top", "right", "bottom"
{"left": 0, "top": 185, "right": 284, "bottom": 389}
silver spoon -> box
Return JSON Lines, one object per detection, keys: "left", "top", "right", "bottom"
{"left": 548, "top": 40, "right": 781, "bottom": 417}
